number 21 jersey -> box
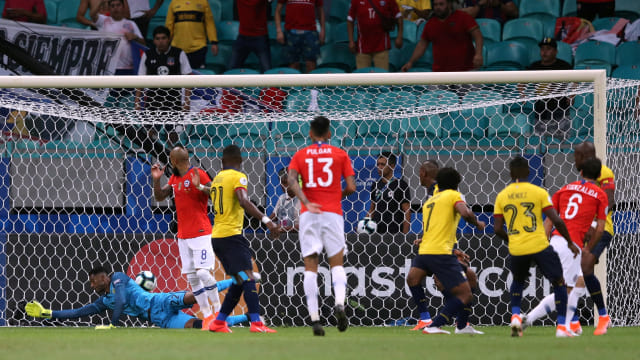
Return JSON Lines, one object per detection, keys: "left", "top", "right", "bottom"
{"left": 289, "top": 142, "right": 355, "bottom": 216}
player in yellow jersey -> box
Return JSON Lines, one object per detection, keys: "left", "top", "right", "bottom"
{"left": 494, "top": 156, "right": 578, "bottom": 338}
{"left": 573, "top": 142, "right": 615, "bottom": 335}
{"left": 406, "top": 167, "right": 486, "bottom": 335}
{"left": 192, "top": 145, "right": 281, "bottom": 333}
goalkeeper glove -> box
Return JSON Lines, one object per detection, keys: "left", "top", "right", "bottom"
{"left": 95, "top": 324, "right": 117, "bottom": 330}
{"left": 25, "top": 301, "right": 52, "bottom": 319}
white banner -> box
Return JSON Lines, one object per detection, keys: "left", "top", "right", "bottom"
{"left": 0, "top": 19, "right": 122, "bottom": 75}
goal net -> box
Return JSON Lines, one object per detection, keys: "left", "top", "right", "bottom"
{"left": 0, "top": 71, "right": 638, "bottom": 328}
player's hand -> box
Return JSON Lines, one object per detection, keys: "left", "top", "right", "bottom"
{"left": 276, "top": 31, "right": 285, "bottom": 45}
{"left": 95, "top": 324, "right": 117, "bottom": 330}
{"left": 266, "top": 221, "right": 282, "bottom": 239}
{"left": 151, "top": 163, "right": 165, "bottom": 180}
{"left": 211, "top": 44, "right": 219, "bottom": 56}
{"left": 191, "top": 169, "right": 201, "bottom": 188}
{"left": 348, "top": 41, "right": 356, "bottom": 54}
{"left": 475, "top": 220, "right": 486, "bottom": 231}
{"left": 453, "top": 249, "right": 471, "bottom": 264}
{"left": 305, "top": 202, "right": 322, "bottom": 214}
{"left": 395, "top": 37, "right": 403, "bottom": 50}
{"left": 400, "top": 62, "right": 412, "bottom": 72}
{"left": 472, "top": 53, "right": 483, "bottom": 69}
{"left": 568, "top": 242, "right": 580, "bottom": 257}
{"left": 25, "top": 301, "right": 52, "bottom": 318}
{"left": 413, "top": 237, "right": 422, "bottom": 246}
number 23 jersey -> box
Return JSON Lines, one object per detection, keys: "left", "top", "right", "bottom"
{"left": 289, "top": 142, "right": 355, "bottom": 216}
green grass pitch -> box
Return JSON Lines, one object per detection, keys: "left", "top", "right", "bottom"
{"left": 2, "top": 326, "right": 639, "bottom": 360}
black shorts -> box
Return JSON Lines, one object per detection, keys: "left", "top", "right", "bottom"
{"left": 591, "top": 230, "right": 612, "bottom": 260}
{"left": 509, "top": 246, "right": 563, "bottom": 284}
{"left": 412, "top": 254, "right": 467, "bottom": 291}
{"left": 211, "top": 235, "right": 254, "bottom": 275}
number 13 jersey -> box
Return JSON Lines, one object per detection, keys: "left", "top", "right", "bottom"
{"left": 289, "top": 142, "right": 355, "bottom": 216}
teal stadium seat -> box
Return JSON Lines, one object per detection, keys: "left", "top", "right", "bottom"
{"left": 441, "top": 90, "right": 501, "bottom": 147}
{"left": 217, "top": 20, "right": 240, "bottom": 44}
{"left": 44, "top": 0, "right": 57, "bottom": 24}
{"left": 407, "top": 67, "right": 432, "bottom": 72}
{"left": 195, "top": 69, "right": 216, "bottom": 75}
{"left": 502, "top": 18, "right": 544, "bottom": 47}
{"left": 612, "top": 65, "right": 640, "bottom": 80}
{"left": 273, "top": 119, "right": 311, "bottom": 150}
{"left": 571, "top": 93, "right": 594, "bottom": 138}
{"left": 58, "top": 0, "right": 86, "bottom": 28}
{"left": 310, "top": 67, "right": 346, "bottom": 74}
{"left": 390, "top": 20, "right": 418, "bottom": 44}
{"left": 574, "top": 41, "right": 616, "bottom": 68}
{"left": 476, "top": 18, "right": 502, "bottom": 44}
{"left": 227, "top": 120, "right": 272, "bottom": 151}
{"left": 223, "top": 68, "right": 260, "bottom": 75}
{"left": 574, "top": 63, "right": 612, "bottom": 76}
{"left": 401, "top": 90, "right": 459, "bottom": 151}
{"left": 489, "top": 113, "right": 532, "bottom": 148}
{"left": 148, "top": 18, "right": 168, "bottom": 39}
{"left": 221, "top": 0, "right": 235, "bottom": 20}
{"left": 389, "top": 46, "right": 411, "bottom": 72}
{"left": 315, "top": 91, "right": 362, "bottom": 146}
{"left": 614, "top": 0, "right": 640, "bottom": 21}
{"left": 414, "top": 42, "right": 433, "bottom": 68}
{"left": 317, "top": 43, "right": 355, "bottom": 72}
{"left": 265, "top": 67, "right": 301, "bottom": 74}
{"left": 485, "top": 41, "right": 529, "bottom": 69}
{"left": 270, "top": 43, "right": 287, "bottom": 68}
{"left": 329, "top": 0, "right": 350, "bottom": 22}
{"left": 268, "top": 21, "right": 285, "bottom": 44}
{"left": 353, "top": 67, "right": 388, "bottom": 73}
{"left": 615, "top": 41, "right": 640, "bottom": 66}
{"left": 206, "top": 44, "right": 232, "bottom": 73}
{"left": 329, "top": 21, "right": 356, "bottom": 44}
{"left": 562, "top": 0, "right": 577, "bottom": 17}
{"left": 209, "top": 0, "right": 222, "bottom": 24}
{"left": 153, "top": 0, "right": 171, "bottom": 19}
{"left": 519, "top": 0, "right": 560, "bottom": 26}
{"left": 355, "top": 91, "right": 415, "bottom": 149}
{"left": 592, "top": 17, "right": 624, "bottom": 31}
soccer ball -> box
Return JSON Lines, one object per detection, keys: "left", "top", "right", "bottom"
{"left": 356, "top": 218, "right": 377, "bottom": 234}
{"left": 135, "top": 271, "right": 157, "bottom": 292}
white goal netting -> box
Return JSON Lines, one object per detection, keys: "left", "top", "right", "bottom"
{"left": 0, "top": 72, "right": 638, "bottom": 327}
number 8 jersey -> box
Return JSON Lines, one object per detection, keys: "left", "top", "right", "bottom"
{"left": 289, "top": 142, "right": 355, "bottom": 216}
{"left": 551, "top": 180, "right": 608, "bottom": 248}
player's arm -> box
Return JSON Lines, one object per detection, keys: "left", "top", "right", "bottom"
{"left": 543, "top": 207, "right": 579, "bottom": 256}
{"left": 493, "top": 215, "right": 508, "bottom": 242}
{"left": 342, "top": 175, "right": 356, "bottom": 198}
{"left": 401, "top": 38, "right": 429, "bottom": 72}
{"left": 454, "top": 202, "right": 486, "bottom": 231}
{"left": 287, "top": 168, "right": 321, "bottom": 213}
{"left": 107, "top": 273, "right": 129, "bottom": 327}
{"left": 604, "top": 188, "right": 615, "bottom": 213}
{"left": 26, "top": 298, "right": 107, "bottom": 319}
{"left": 190, "top": 168, "right": 212, "bottom": 195}
{"left": 236, "top": 187, "right": 281, "bottom": 238}
{"left": 151, "top": 164, "right": 172, "bottom": 201}
{"left": 401, "top": 201, "right": 411, "bottom": 234}
{"left": 585, "top": 219, "right": 606, "bottom": 252}
{"left": 543, "top": 217, "right": 553, "bottom": 239}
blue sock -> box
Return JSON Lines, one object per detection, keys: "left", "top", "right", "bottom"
{"left": 553, "top": 284, "right": 568, "bottom": 325}
{"left": 216, "top": 283, "right": 243, "bottom": 321}
{"left": 584, "top": 274, "right": 607, "bottom": 316}
{"left": 456, "top": 301, "right": 473, "bottom": 330}
{"left": 242, "top": 280, "right": 262, "bottom": 322}
{"left": 409, "top": 285, "right": 431, "bottom": 321}
{"left": 226, "top": 314, "right": 248, "bottom": 326}
{"left": 572, "top": 313, "right": 580, "bottom": 322}
{"left": 510, "top": 281, "right": 524, "bottom": 315}
{"left": 217, "top": 279, "right": 234, "bottom": 292}
{"left": 431, "top": 297, "right": 463, "bottom": 328}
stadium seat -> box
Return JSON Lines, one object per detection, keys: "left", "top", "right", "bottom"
{"left": 615, "top": 0, "right": 640, "bottom": 21}
{"left": 489, "top": 113, "right": 532, "bottom": 147}
{"left": 227, "top": 120, "right": 272, "bottom": 150}
{"left": 353, "top": 67, "right": 388, "bottom": 73}
{"left": 273, "top": 119, "right": 311, "bottom": 150}
{"left": 571, "top": 93, "right": 594, "bottom": 137}
{"left": 206, "top": 44, "right": 232, "bottom": 73}
{"left": 389, "top": 46, "right": 411, "bottom": 72}
{"left": 476, "top": 18, "right": 502, "bottom": 44}
{"left": 329, "top": 21, "right": 356, "bottom": 44}
{"left": 574, "top": 63, "right": 612, "bottom": 77}
{"left": 58, "top": 0, "right": 86, "bottom": 28}
{"left": 414, "top": 43, "right": 433, "bottom": 68}
{"left": 612, "top": 65, "right": 640, "bottom": 80}
{"left": 317, "top": 43, "right": 355, "bottom": 72}
{"left": 329, "top": 0, "right": 350, "bottom": 22}
{"left": 221, "top": 0, "right": 235, "bottom": 20}
{"left": 441, "top": 90, "right": 501, "bottom": 146}
{"left": 147, "top": 18, "right": 167, "bottom": 39}
{"left": 267, "top": 21, "right": 285, "bottom": 44}
{"left": 354, "top": 91, "right": 415, "bottom": 148}
{"left": 562, "top": 0, "right": 577, "bottom": 16}
{"left": 195, "top": 69, "right": 216, "bottom": 75}
{"left": 265, "top": 67, "right": 301, "bottom": 74}
{"left": 44, "top": 0, "right": 58, "bottom": 24}
{"left": 502, "top": 18, "right": 544, "bottom": 47}
{"left": 209, "top": 0, "right": 222, "bottom": 24}
{"left": 615, "top": 41, "right": 640, "bottom": 66}
{"left": 592, "top": 17, "right": 624, "bottom": 31}
{"left": 390, "top": 20, "right": 418, "bottom": 44}
{"left": 153, "top": 0, "right": 171, "bottom": 19}
{"left": 400, "top": 115, "right": 442, "bottom": 151}
{"left": 485, "top": 41, "right": 530, "bottom": 69}
{"left": 407, "top": 67, "right": 432, "bottom": 72}
{"left": 223, "top": 68, "right": 260, "bottom": 75}
{"left": 519, "top": 0, "right": 560, "bottom": 18}
{"left": 540, "top": 17, "right": 557, "bottom": 38}
{"left": 528, "top": 39, "right": 573, "bottom": 65}
{"left": 217, "top": 20, "right": 240, "bottom": 44}
{"left": 310, "top": 67, "right": 346, "bottom": 74}
{"left": 574, "top": 41, "right": 616, "bottom": 67}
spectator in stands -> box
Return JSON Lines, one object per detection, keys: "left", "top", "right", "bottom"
{"left": 92, "top": 0, "right": 145, "bottom": 76}
{"left": 129, "top": 0, "right": 165, "bottom": 40}
{"left": 367, "top": 152, "right": 412, "bottom": 234}
{"left": 77, "top": 0, "right": 120, "bottom": 29}
{"left": 577, "top": 0, "right": 615, "bottom": 22}
{"left": 274, "top": 0, "right": 325, "bottom": 73}
{"left": 166, "top": 0, "right": 218, "bottom": 69}
{"left": 230, "top": 0, "right": 271, "bottom": 73}
{"left": 396, "top": 0, "right": 432, "bottom": 22}
{"left": 401, "top": 0, "right": 483, "bottom": 72}
{"left": 269, "top": 167, "right": 301, "bottom": 232}
{"left": 461, "top": 0, "right": 518, "bottom": 24}
{"left": 526, "top": 37, "right": 573, "bottom": 138}
{"left": 347, "top": 0, "right": 403, "bottom": 71}
{"left": 2, "top": 0, "right": 46, "bottom": 24}
{"left": 135, "top": 26, "right": 192, "bottom": 147}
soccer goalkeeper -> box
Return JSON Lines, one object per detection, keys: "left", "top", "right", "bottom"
{"left": 25, "top": 265, "right": 247, "bottom": 329}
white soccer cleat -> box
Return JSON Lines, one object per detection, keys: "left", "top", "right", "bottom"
{"left": 455, "top": 325, "right": 484, "bottom": 334}
{"left": 510, "top": 314, "right": 523, "bottom": 337}
{"left": 422, "top": 326, "right": 450, "bottom": 335}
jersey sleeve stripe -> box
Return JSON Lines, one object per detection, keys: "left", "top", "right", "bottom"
{"left": 541, "top": 205, "right": 553, "bottom": 212}
{"left": 493, "top": 214, "right": 504, "bottom": 218}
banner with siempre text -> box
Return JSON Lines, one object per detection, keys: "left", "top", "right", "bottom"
{"left": 0, "top": 19, "right": 122, "bottom": 75}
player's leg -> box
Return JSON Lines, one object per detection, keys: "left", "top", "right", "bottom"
{"left": 508, "top": 254, "right": 531, "bottom": 337}
{"left": 178, "top": 238, "right": 214, "bottom": 321}
{"left": 299, "top": 212, "right": 325, "bottom": 335}
{"left": 406, "top": 256, "right": 432, "bottom": 330}
{"left": 325, "top": 212, "right": 348, "bottom": 332}
{"left": 189, "top": 235, "right": 223, "bottom": 314}
{"left": 534, "top": 247, "right": 572, "bottom": 337}
{"left": 583, "top": 231, "right": 612, "bottom": 335}
{"left": 566, "top": 276, "right": 586, "bottom": 335}
{"left": 425, "top": 255, "right": 472, "bottom": 335}
{"left": 453, "top": 264, "right": 483, "bottom": 334}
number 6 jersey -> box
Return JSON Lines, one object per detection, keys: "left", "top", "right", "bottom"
{"left": 289, "top": 142, "right": 355, "bottom": 216}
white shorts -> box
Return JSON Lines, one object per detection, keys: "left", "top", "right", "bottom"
{"left": 299, "top": 212, "right": 346, "bottom": 258}
{"left": 550, "top": 235, "right": 582, "bottom": 287}
{"left": 177, "top": 234, "right": 216, "bottom": 274}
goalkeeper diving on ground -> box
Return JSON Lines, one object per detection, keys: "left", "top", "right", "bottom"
{"left": 24, "top": 265, "right": 249, "bottom": 329}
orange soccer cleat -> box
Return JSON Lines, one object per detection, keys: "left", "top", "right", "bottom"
{"left": 209, "top": 319, "right": 232, "bottom": 333}
{"left": 250, "top": 321, "right": 277, "bottom": 333}
{"left": 594, "top": 315, "right": 611, "bottom": 336}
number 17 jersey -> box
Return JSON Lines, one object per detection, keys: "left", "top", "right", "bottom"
{"left": 289, "top": 142, "right": 355, "bottom": 215}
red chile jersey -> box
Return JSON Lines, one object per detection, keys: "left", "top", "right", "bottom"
{"left": 237, "top": 0, "right": 269, "bottom": 36}
{"left": 348, "top": 0, "right": 401, "bottom": 53}
{"left": 551, "top": 180, "right": 608, "bottom": 248}
{"left": 289, "top": 142, "right": 355, "bottom": 215}
{"left": 168, "top": 167, "right": 212, "bottom": 239}
{"left": 279, "top": 0, "right": 323, "bottom": 31}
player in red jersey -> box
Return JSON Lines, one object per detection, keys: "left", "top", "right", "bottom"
{"left": 287, "top": 116, "right": 357, "bottom": 336}
{"left": 523, "top": 158, "right": 608, "bottom": 335}
{"left": 151, "top": 145, "right": 223, "bottom": 330}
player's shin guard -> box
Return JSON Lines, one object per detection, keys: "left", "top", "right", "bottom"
{"left": 584, "top": 274, "right": 607, "bottom": 316}
{"left": 304, "top": 271, "right": 320, "bottom": 322}
{"left": 188, "top": 273, "right": 212, "bottom": 318}
{"left": 510, "top": 281, "right": 525, "bottom": 315}
{"left": 409, "top": 285, "right": 431, "bottom": 320}
{"left": 331, "top": 266, "right": 347, "bottom": 307}
{"left": 242, "top": 280, "right": 262, "bottom": 322}
{"left": 527, "top": 294, "right": 556, "bottom": 323}
{"left": 217, "top": 283, "right": 243, "bottom": 321}
{"left": 553, "top": 284, "right": 568, "bottom": 325}
{"left": 431, "top": 297, "right": 463, "bottom": 328}
{"left": 566, "top": 287, "right": 586, "bottom": 327}
{"left": 196, "top": 269, "right": 222, "bottom": 313}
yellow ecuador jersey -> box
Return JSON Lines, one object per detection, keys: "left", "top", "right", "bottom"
{"left": 419, "top": 189, "right": 464, "bottom": 255}
{"left": 598, "top": 165, "right": 615, "bottom": 234}
{"left": 494, "top": 182, "right": 553, "bottom": 256}
{"left": 211, "top": 169, "right": 248, "bottom": 238}
{"left": 396, "top": 0, "right": 431, "bottom": 21}
{"left": 166, "top": 0, "right": 218, "bottom": 53}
